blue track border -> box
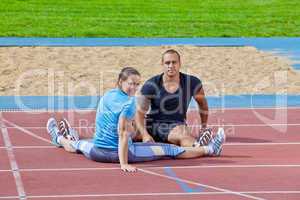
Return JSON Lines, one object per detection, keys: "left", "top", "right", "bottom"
{"left": 0, "top": 95, "right": 299, "bottom": 111}
{"left": 0, "top": 37, "right": 299, "bottom": 47}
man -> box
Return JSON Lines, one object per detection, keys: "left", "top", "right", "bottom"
{"left": 136, "top": 49, "right": 212, "bottom": 147}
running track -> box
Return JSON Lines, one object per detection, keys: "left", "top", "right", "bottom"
{"left": 1, "top": 107, "right": 300, "bottom": 200}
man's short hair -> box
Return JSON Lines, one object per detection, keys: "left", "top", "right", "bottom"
{"left": 162, "top": 49, "right": 181, "bottom": 62}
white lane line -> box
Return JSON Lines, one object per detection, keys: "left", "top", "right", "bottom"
{"left": 0, "top": 146, "right": 55, "bottom": 149}
{"left": 209, "top": 107, "right": 300, "bottom": 111}
{"left": 224, "top": 142, "right": 300, "bottom": 146}
{"left": 0, "top": 113, "right": 26, "bottom": 200}
{"left": 0, "top": 191, "right": 299, "bottom": 199}
{"left": 0, "top": 164, "right": 300, "bottom": 173}
{"left": 5, "top": 127, "right": 94, "bottom": 129}
{"left": 3, "top": 123, "right": 300, "bottom": 129}
{"left": 161, "top": 164, "right": 300, "bottom": 169}
{"left": 0, "top": 196, "right": 19, "bottom": 199}
{"left": 214, "top": 123, "right": 300, "bottom": 127}
{"left": 0, "top": 109, "right": 95, "bottom": 113}
{"left": 1, "top": 106, "right": 300, "bottom": 113}
{"left": 246, "top": 190, "right": 300, "bottom": 194}
{"left": 211, "top": 123, "right": 300, "bottom": 127}
{"left": 139, "top": 168, "right": 266, "bottom": 200}
{"left": 1, "top": 142, "right": 300, "bottom": 151}
{"left": 2, "top": 118, "right": 51, "bottom": 144}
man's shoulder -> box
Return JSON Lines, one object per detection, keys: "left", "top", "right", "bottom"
{"left": 141, "top": 74, "right": 162, "bottom": 95}
{"left": 145, "top": 73, "right": 163, "bottom": 84}
{"left": 180, "top": 72, "right": 201, "bottom": 82}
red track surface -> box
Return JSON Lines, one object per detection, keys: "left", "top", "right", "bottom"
{"left": 1, "top": 108, "right": 300, "bottom": 200}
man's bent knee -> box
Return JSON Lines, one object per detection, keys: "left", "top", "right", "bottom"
{"left": 167, "top": 125, "right": 187, "bottom": 144}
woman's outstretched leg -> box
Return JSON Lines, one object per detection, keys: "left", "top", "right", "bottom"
{"left": 129, "top": 128, "right": 225, "bottom": 162}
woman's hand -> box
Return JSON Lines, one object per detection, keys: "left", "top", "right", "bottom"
{"left": 142, "top": 133, "right": 155, "bottom": 143}
{"left": 121, "top": 164, "right": 137, "bottom": 172}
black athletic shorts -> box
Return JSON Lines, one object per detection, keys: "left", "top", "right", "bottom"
{"left": 146, "top": 119, "right": 186, "bottom": 143}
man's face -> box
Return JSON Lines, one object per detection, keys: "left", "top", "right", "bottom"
{"left": 162, "top": 53, "right": 181, "bottom": 77}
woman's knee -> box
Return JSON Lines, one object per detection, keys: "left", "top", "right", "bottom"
{"left": 89, "top": 147, "right": 119, "bottom": 163}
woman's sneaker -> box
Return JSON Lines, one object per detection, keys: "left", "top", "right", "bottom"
{"left": 58, "top": 118, "right": 80, "bottom": 141}
{"left": 46, "top": 118, "right": 62, "bottom": 147}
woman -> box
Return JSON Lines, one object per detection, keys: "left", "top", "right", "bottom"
{"left": 47, "top": 67, "right": 225, "bottom": 172}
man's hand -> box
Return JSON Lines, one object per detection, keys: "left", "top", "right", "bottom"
{"left": 135, "top": 91, "right": 154, "bottom": 143}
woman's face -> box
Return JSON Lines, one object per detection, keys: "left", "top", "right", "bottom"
{"left": 120, "top": 74, "right": 141, "bottom": 96}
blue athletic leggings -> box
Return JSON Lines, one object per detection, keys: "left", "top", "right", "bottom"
{"left": 71, "top": 140, "right": 185, "bottom": 163}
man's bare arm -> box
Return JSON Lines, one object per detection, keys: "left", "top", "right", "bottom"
{"left": 194, "top": 87, "right": 209, "bottom": 129}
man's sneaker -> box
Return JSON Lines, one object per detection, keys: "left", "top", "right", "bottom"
{"left": 197, "top": 128, "right": 213, "bottom": 146}
{"left": 58, "top": 118, "right": 80, "bottom": 141}
{"left": 46, "top": 117, "right": 62, "bottom": 147}
{"left": 207, "top": 128, "right": 226, "bottom": 156}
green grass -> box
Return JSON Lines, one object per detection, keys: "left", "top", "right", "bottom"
{"left": 0, "top": 0, "right": 300, "bottom": 37}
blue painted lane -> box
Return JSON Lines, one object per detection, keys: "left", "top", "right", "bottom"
{"left": 0, "top": 95, "right": 299, "bottom": 111}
